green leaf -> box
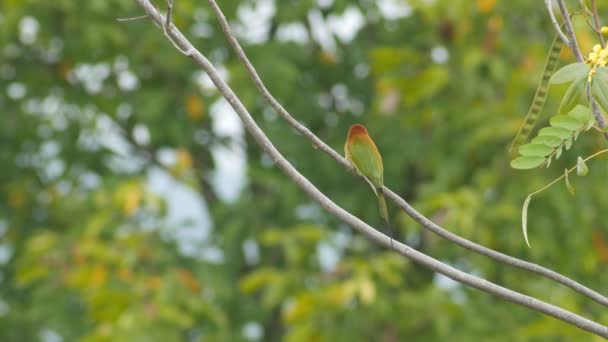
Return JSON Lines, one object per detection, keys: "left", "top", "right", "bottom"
{"left": 550, "top": 115, "right": 584, "bottom": 131}
{"left": 555, "top": 146, "right": 563, "bottom": 159}
{"left": 591, "top": 77, "right": 608, "bottom": 113}
{"left": 576, "top": 157, "right": 589, "bottom": 176}
{"left": 522, "top": 195, "right": 532, "bottom": 248}
{"left": 538, "top": 126, "right": 571, "bottom": 139}
{"left": 558, "top": 77, "right": 585, "bottom": 115}
{"left": 564, "top": 136, "right": 573, "bottom": 150}
{"left": 531, "top": 135, "right": 563, "bottom": 147}
{"left": 549, "top": 63, "right": 590, "bottom": 84}
{"left": 510, "top": 156, "right": 546, "bottom": 169}
{"left": 564, "top": 168, "right": 575, "bottom": 195}
{"left": 568, "top": 105, "right": 592, "bottom": 125}
{"left": 596, "top": 66, "right": 608, "bottom": 82}
{"left": 517, "top": 143, "right": 554, "bottom": 157}
{"left": 401, "top": 66, "right": 449, "bottom": 105}
{"left": 585, "top": 117, "right": 595, "bottom": 131}
{"left": 239, "top": 268, "right": 277, "bottom": 294}
{"left": 564, "top": 137, "right": 574, "bottom": 150}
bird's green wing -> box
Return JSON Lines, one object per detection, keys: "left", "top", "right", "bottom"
{"left": 349, "top": 138, "right": 384, "bottom": 187}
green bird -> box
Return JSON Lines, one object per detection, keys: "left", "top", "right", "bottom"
{"left": 344, "top": 124, "right": 388, "bottom": 223}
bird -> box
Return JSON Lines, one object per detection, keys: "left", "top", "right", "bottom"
{"left": 344, "top": 124, "right": 389, "bottom": 227}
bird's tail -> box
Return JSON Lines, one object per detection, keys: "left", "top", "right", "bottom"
{"left": 376, "top": 189, "right": 394, "bottom": 250}
{"left": 376, "top": 190, "right": 388, "bottom": 223}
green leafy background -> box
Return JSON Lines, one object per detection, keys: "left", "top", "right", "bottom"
{"left": 1, "top": 0, "right": 608, "bottom": 341}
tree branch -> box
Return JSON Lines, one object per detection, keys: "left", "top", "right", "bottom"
{"left": 205, "top": 0, "right": 608, "bottom": 308}
{"left": 131, "top": 0, "right": 608, "bottom": 337}
{"left": 556, "top": 0, "right": 585, "bottom": 61}
{"left": 205, "top": 0, "right": 354, "bottom": 173}
{"left": 591, "top": 0, "right": 605, "bottom": 48}
{"left": 545, "top": 0, "right": 570, "bottom": 45}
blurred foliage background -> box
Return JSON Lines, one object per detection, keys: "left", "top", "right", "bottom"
{"left": 2, "top": 0, "right": 608, "bottom": 341}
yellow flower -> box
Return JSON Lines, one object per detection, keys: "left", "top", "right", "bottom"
{"left": 588, "top": 52, "right": 598, "bottom": 63}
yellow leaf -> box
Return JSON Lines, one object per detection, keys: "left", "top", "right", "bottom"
{"left": 325, "top": 280, "right": 357, "bottom": 306}
{"left": 284, "top": 323, "right": 321, "bottom": 342}
{"left": 118, "top": 267, "right": 133, "bottom": 282}
{"left": 375, "top": 78, "right": 394, "bottom": 94}
{"left": 239, "top": 268, "right": 276, "bottom": 293}
{"left": 293, "top": 225, "right": 325, "bottom": 242}
{"left": 90, "top": 264, "right": 108, "bottom": 287}
{"left": 123, "top": 186, "right": 142, "bottom": 216}
{"left": 477, "top": 0, "right": 496, "bottom": 13}
{"left": 358, "top": 277, "right": 376, "bottom": 305}
{"left": 64, "top": 267, "right": 90, "bottom": 288}
{"left": 175, "top": 149, "right": 193, "bottom": 169}
{"left": 16, "top": 266, "right": 49, "bottom": 287}
{"left": 96, "top": 323, "right": 114, "bottom": 338}
{"left": 28, "top": 232, "right": 58, "bottom": 254}
{"left": 8, "top": 189, "right": 25, "bottom": 208}
{"left": 319, "top": 51, "right": 337, "bottom": 65}
{"left": 283, "top": 293, "right": 315, "bottom": 323}
{"left": 261, "top": 229, "right": 284, "bottom": 245}
{"left": 158, "top": 306, "right": 194, "bottom": 328}
{"left": 487, "top": 16, "right": 503, "bottom": 32}
{"left": 177, "top": 269, "right": 202, "bottom": 293}
{"left": 72, "top": 245, "right": 87, "bottom": 265}
{"left": 146, "top": 276, "right": 163, "bottom": 291}
{"left": 186, "top": 94, "right": 205, "bottom": 121}
{"left": 57, "top": 62, "right": 72, "bottom": 81}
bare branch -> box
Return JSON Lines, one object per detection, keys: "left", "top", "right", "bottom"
{"left": 131, "top": 0, "right": 608, "bottom": 337}
{"left": 162, "top": 0, "right": 192, "bottom": 55}
{"left": 382, "top": 188, "right": 608, "bottom": 306}
{"left": 545, "top": 0, "right": 569, "bottom": 45}
{"left": 116, "top": 14, "right": 149, "bottom": 22}
{"left": 205, "top": 0, "right": 354, "bottom": 173}
{"left": 205, "top": 0, "right": 608, "bottom": 308}
{"left": 556, "top": 0, "right": 585, "bottom": 61}
{"left": 591, "top": 0, "right": 605, "bottom": 47}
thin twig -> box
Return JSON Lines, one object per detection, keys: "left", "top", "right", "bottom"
{"left": 163, "top": 0, "right": 192, "bottom": 56}
{"left": 589, "top": 88, "right": 608, "bottom": 139}
{"left": 591, "top": 0, "right": 605, "bottom": 48}
{"left": 581, "top": 1, "right": 602, "bottom": 35}
{"left": 556, "top": 0, "right": 585, "bottom": 61}
{"left": 205, "top": 0, "right": 608, "bottom": 308}
{"left": 528, "top": 148, "right": 608, "bottom": 197}
{"left": 578, "top": 0, "right": 594, "bottom": 17}
{"left": 131, "top": 0, "right": 608, "bottom": 337}
{"left": 545, "top": 0, "right": 570, "bottom": 45}
{"left": 586, "top": 18, "right": 603, "bottom": 37}
{"left": 116, "top": 14, "right": 149, "bottom": 22}
{"left": 205, "top": 0, "right": 354, "bottom": 173}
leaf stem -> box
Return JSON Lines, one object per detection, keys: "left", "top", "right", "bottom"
{"left": 529, "top": 148, "right": 608, "bottom": 197}
{"left": 591, "top": 0, "right": 605, "bottom": 48}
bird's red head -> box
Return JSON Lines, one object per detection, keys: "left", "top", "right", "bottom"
{"left": 348, "top": 124, "right": 368, "bottom": 137}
